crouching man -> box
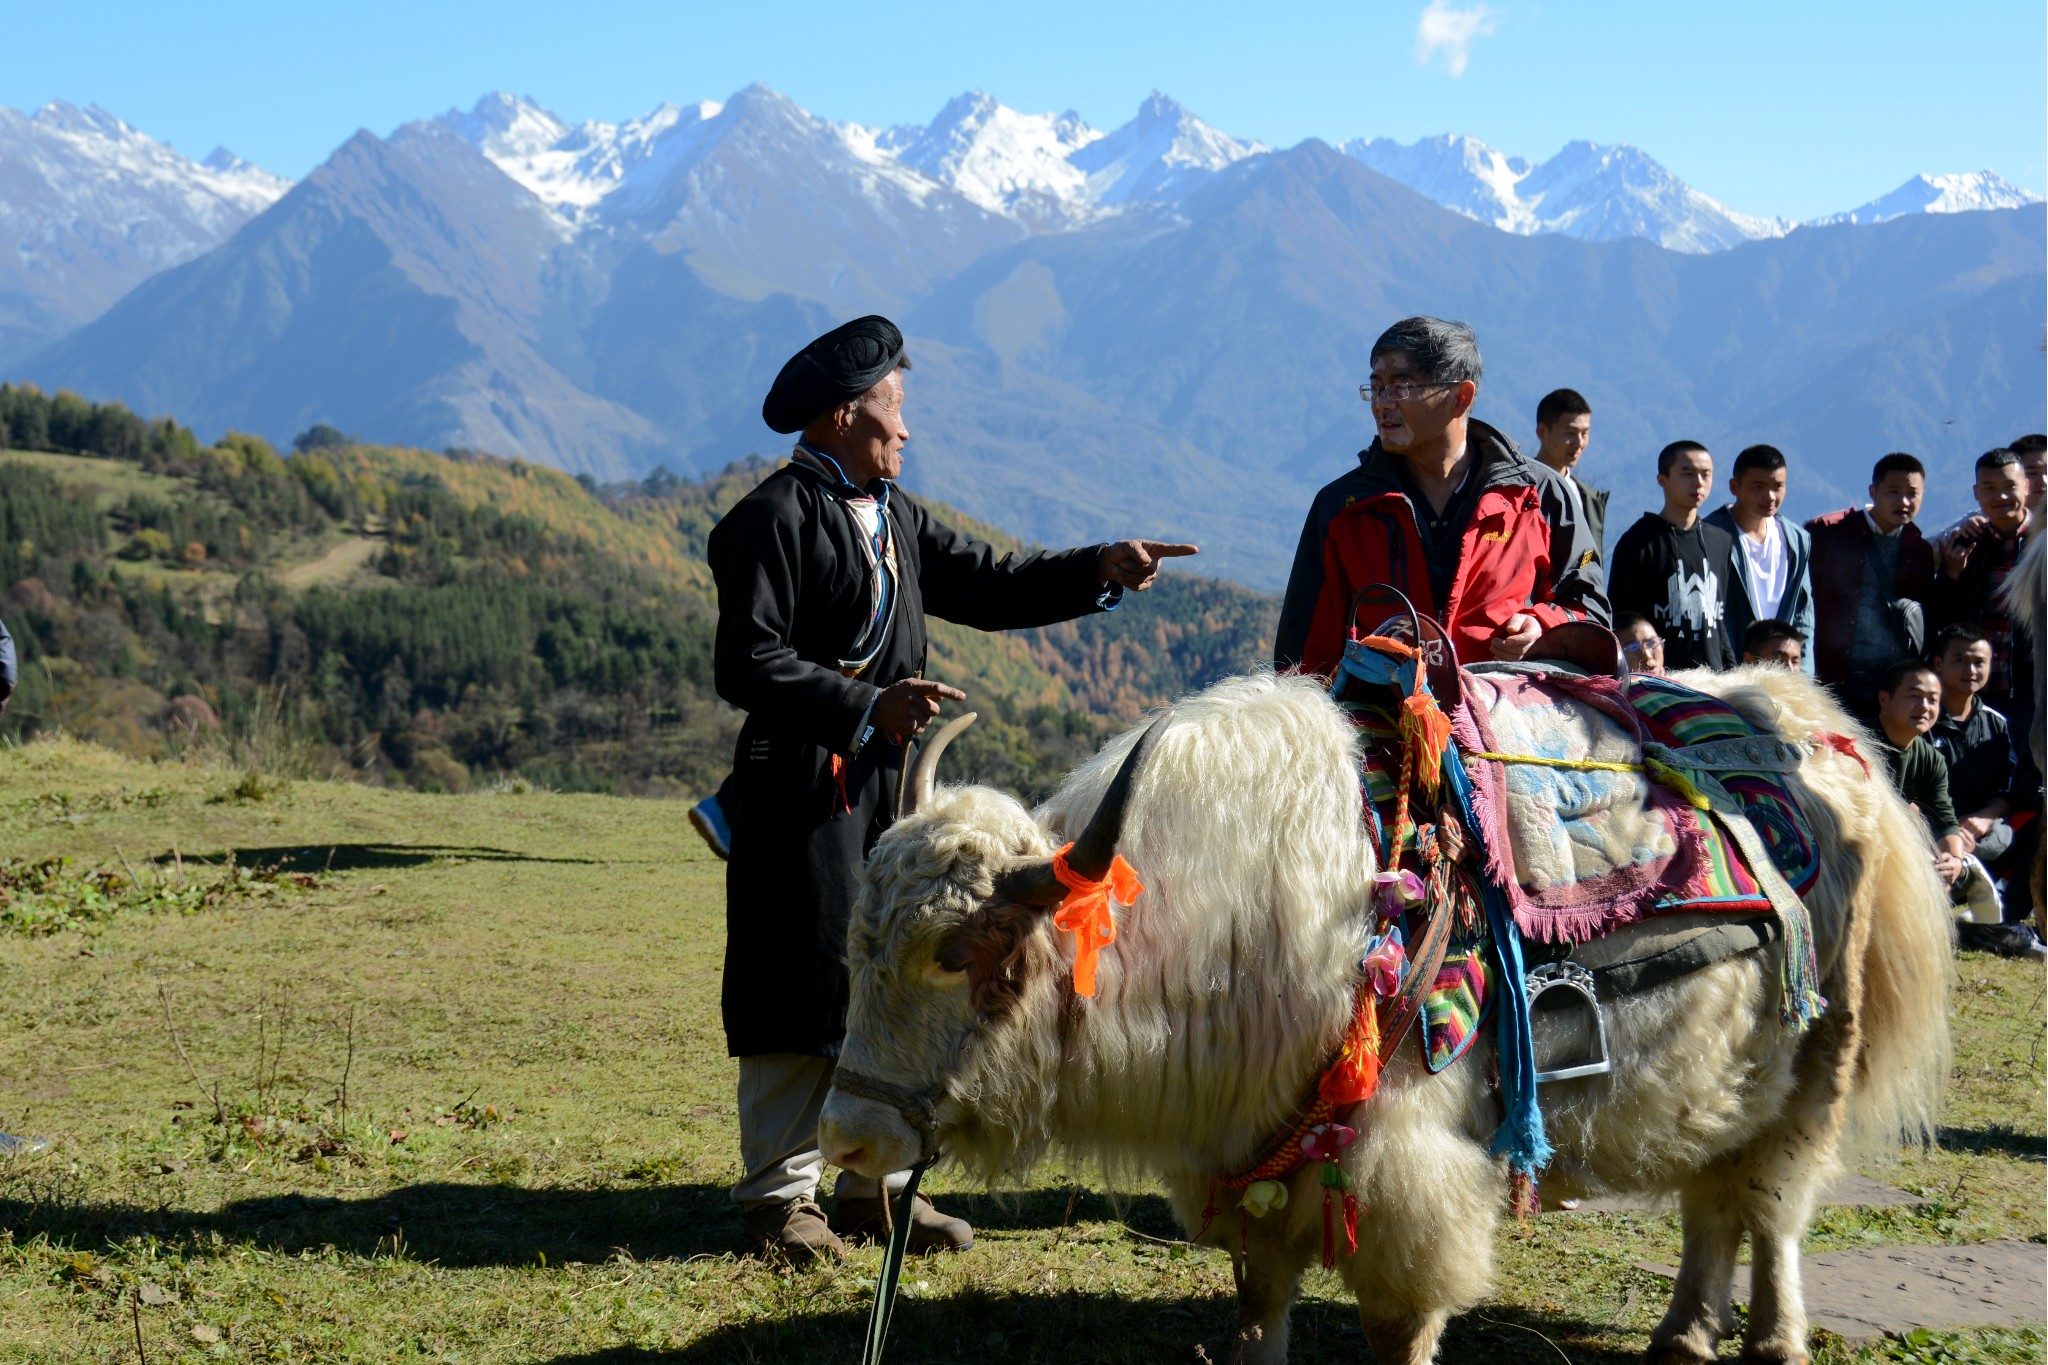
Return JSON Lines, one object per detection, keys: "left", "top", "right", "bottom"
{"left": 708, "top": 315, "right": 1197, "bottom": 1264}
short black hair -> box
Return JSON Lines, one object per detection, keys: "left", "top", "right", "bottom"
{"left": 1871, "top": 452, "right": 1924, "bottom": 483}
{"left": 1370, "top": 317, "right": 1483, "bottom": 386}
{"left": 1976, "top": 447, "right": 2022, "bottom": 476}
{"left": 1657, "top": 440, "right": 1709, "bottom": 478}
{"left": 2009, "top": 433, "right": 2046, "bottom": 458}
{"left": 1877, "top": 657, "right": 1939, "bottom": 697}
{"left": 1614, "top": 611, "right": 1652, "bottom": 635}
{"left": 1732, "top": 444, "right": 1787, "bottom": 479}
{"left": 1743, "top": 618, "right": 1803, "bottom": 655}
{"left": 1932, "top": 622, "right": 1989, "bottom": 655}
{"left": 1536, "top": 388, "right": 1591, "bottom": 427}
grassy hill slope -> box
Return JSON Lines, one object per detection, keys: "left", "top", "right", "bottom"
{"left": 0, "top": 385, "right": 1276, "bottom": 801}
{"left": 0, "top": 737, "right": 2038, "bottom": 1362}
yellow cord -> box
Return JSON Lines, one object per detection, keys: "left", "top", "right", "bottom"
{"left": 1464, "top": 749, "right": 1712, "bottom": 810}
{"left": 1464, "top": 751, "right": 1643, "bottom": 774}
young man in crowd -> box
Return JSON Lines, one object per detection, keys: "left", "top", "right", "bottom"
{"left": 1533, "top": 389, "right": 1606, "bottom": 556}
{"left": 2010, "top": 433, "right": 2045, "bottom": 515}
{"left": 1872, "top": 659, "right": 1967, "bottom": 890}
{"left": 1926, "top": 625, "right": 2046, "bottom": 957}
{"left": 1275, "top": 318, "right": 1607, "bottom": 674}
{"left": 1805, "top": 453, "right": 1935, "bottom": 718}
{"left": 1740, "top": 618, "right": 1805, "bottom": 669}
{"left": 1707, "top": 445, "right": 1814, "bottom": 675}
{"left": 1608, "top": 441, "right": 1736, "bottom": 672}
{"left": 1931, "top": 448, "right": 2033, "bottom": 720}
{"left": 1615, "top": 612, "right": 1666, "bottom": 676}
{"left": 1929, "top": 624, "right": 2015, "bottom": 864}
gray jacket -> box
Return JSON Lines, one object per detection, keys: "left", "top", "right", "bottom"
{"left": 1705, "top": 506, "right": 1816, "bottom": 675}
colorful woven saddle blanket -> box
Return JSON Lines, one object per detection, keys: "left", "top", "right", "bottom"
{"left": 1358, "top": 668, "right": 1817, "bottom": 946}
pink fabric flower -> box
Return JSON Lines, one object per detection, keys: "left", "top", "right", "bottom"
{"left": 1362, "top": 937, "right": 1406, "bottom": 996}
{"left": 1374, "top": 868, "right": 1425, "bottom": 912}
{"left": 1300, "top": 1122, "right": 1356, "bottom": 1163}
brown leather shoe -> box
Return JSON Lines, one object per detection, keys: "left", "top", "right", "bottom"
{"left": 743, "top": 1197, "right": 845, "bottom": 1266}
{"left": 832, "top": 1190, "right": 974, "bottom": 1253}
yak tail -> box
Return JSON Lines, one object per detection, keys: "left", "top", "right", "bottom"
{"left": 1841, "top": 742, "right": 1954, "bottom": 1152}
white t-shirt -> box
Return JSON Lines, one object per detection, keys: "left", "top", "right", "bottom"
{"left": 1740, "top": 518, "right": 1790, "bottom": 621}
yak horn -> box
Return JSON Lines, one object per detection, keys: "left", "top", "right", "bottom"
{"left": 900, "top": 711, "right": 978, "bottom": 820}
{"left": 997, "top": 716, "right": 1168, "bottom": 906}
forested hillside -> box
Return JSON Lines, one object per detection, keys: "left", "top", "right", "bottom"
{"left": 0, "top": 386, "right": 1274, "bottom": 800}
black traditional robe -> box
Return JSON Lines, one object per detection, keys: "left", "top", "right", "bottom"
{"left": 707, "top": 461, "right": 1114, "bottom": 1056}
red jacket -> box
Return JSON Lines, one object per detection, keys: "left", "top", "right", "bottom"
{"left": 1275, "top": 421, "right": 1609, "bottom": 673}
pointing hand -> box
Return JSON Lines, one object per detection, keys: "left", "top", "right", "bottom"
{"left": 872, "top": 677, "right": 967, "bottom": 738}
{"left": 1099, "top": 540, "right": 1200, "bottom": 591}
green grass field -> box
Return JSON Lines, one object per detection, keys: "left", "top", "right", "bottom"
{"left": 0, "top": 737, "right": 2040, "bottom": 1363}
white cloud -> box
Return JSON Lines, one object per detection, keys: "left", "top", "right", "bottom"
{"left": 1414, "top": 0, "right": 1497, "bottom": 78}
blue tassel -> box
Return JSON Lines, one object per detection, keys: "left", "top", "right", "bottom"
{"left": 1443, "top": 755, "right": 1553, "bottom": 1184}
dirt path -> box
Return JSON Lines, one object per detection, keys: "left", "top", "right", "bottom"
{"left": 1642, "top": 1241, "right": 2045, "bottom": 1340}
{"left": 278, "top": 535, "right": 381, "bottom": 587}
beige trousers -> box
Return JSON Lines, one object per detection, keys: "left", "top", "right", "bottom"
{"left": 730, "top": 1052, "right": 906, "bottom": 1208}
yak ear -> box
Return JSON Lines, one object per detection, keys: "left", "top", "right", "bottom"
{"left": 934, "top": 900, "right": 1042, "bottom": 1016}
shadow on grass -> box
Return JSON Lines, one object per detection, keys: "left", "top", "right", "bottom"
{"left": 0, "top": 1178, "right": 1179, "bottom": 1268}
{"left": 528, "top": 1297, "right": 1643, "bottom": 1364}
{"left": 940, "top": 1185, "right": 1182, "bottom": 1239}
{"left": 1938, "top": 1123, "right": 2047, "bottom": 1162}
{"left": 0, "top": 1180, "right": 742, "bottom": 1265}
{"left": 184, "top": 842, "right": 609, "bottom": 872}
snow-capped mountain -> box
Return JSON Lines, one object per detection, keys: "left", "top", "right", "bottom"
{"left": 1340, "top": 134, "right": 1532, "bottom": 231}
{"left": 438, "top": 91, "right": 724, "bottom": 222}
{"left": 20, "top": 86, "right": 2042, "bottom": 585}
{"left": 1067, "top": 92, "right": 1264, "bottom": 209}
{"left": 1812, "top": 171, "right": 2043, "bottom": 227}
{"left": 1515, "top": 141, "right": 1789, "bottom": 253}
{"left": 881, "top": 91, "right": 1102, "bottom": 228}
{"left": 0, "top": 100, "right": 290, "bottom": 362}
{"left": 440, "top": 88, "right": 1262, "bottom": 235}
{"left": 1342, "top": 134, "right": 1786, "bottom": 252}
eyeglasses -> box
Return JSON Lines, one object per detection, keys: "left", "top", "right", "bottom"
{"left": 1360, "top": 381, "right": 1458, "bottom": 403}
{"left": 1621, "top": 637, "right": 1664, "bottom": 656}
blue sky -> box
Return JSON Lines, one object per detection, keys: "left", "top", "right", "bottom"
{"left": 11, "top": 0, "right": 2043, "bottom": 221}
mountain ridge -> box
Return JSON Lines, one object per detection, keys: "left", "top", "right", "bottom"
{"left": 9, "top": 88, "right": 2043, "bottom": 587}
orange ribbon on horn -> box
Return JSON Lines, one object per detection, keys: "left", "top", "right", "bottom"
{"left": 1050, "top": 842, "right": 1144, "bottom": 998}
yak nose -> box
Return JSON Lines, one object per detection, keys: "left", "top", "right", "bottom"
{"left": 819, "top": 1094, "right": 915, "bottom": 1178}
{"left": 818, "top": 1111, "right": 882, "bottom": 1177}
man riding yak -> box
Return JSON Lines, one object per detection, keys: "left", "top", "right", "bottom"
{"left": 706, "top": 315, "right": 1196, "bottom": 1264}
{"left": 1275, "top": 316, "right": 1608, "bottom": 671}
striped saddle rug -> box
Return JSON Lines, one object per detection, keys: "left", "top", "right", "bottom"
{"left": 1354, "top": 667, "right": 1823, "bottom": 1072}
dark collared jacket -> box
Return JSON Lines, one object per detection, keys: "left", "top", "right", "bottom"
{"left": 1804, "top": 509, "right": 1935, "bottom": 688}
{"left": 708, "top": 461, "right": 1112, "bottom": 1057}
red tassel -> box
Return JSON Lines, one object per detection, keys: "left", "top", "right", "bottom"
{"left": 829, "top": 753, "right": 852, "bottom": 814}
{"left": 1342, "top": 1191, "right": 1360, "bottom": 1258}
{"left": 1508, "top": 1170, "right": 1538, "bottom": 1220}
{"left": 1197, "top": 1180, "right": 1220, "bottom": 1242}
{"left": 1820, "top": 731, "right": 1871, "bottom": 777}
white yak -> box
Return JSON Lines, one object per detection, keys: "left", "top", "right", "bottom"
{"left": 820, "top": 668, "right": 1951, "bottom": 1364}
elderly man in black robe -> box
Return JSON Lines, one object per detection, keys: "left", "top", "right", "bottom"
{"left": 708, "top": 315, "right": 1196, "bottom": 1264}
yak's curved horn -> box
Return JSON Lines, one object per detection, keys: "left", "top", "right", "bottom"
{"left": 997, "top": 716, "right": 1168, "bottom": 906}
{"left": 900, "top": 711, "right": 978, "bottom": 819}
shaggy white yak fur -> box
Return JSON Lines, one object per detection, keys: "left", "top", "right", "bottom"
{"left": 822, "top": 668, "right": 1952, "bottom": 1364}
